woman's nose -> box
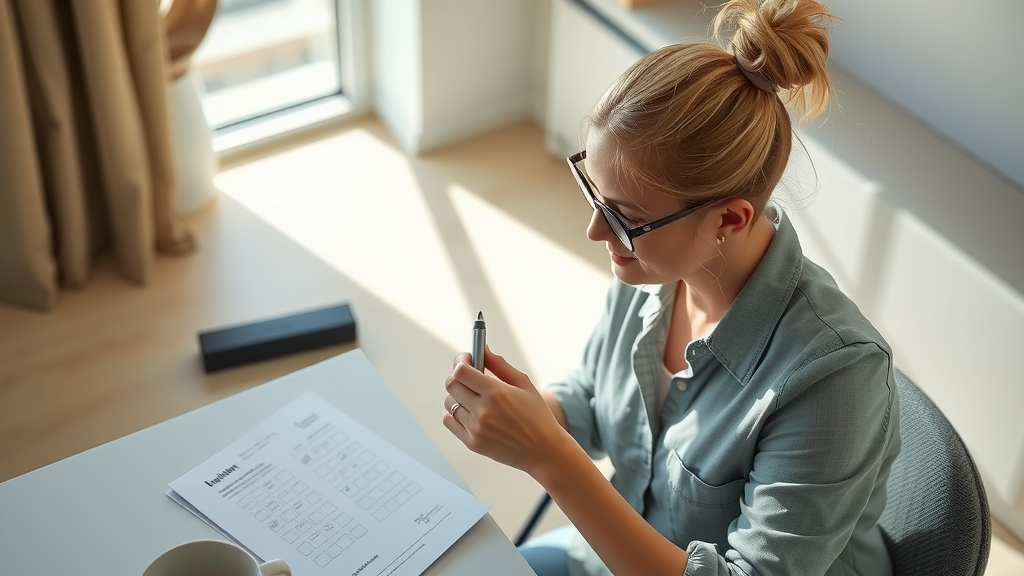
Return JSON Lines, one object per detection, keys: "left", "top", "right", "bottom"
{"left": 586, "top": 207, "right": 612, "bottom": 243}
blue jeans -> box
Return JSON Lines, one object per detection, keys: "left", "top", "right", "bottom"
{"left": 518, "top": 525, "right": 575, "bottom": 576}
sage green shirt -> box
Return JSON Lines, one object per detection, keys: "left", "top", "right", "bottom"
{"left": 549, "top": 209, "right": 901, "bottom": 576}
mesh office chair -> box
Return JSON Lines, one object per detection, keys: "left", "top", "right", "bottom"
{"left": 515, "top": 369, "right": 992, "bottom": 576}
{"left": 879, "top": 369, "right": 990, "bottom": 576}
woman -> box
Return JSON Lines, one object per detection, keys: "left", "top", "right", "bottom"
{"left": 442, "top": 1, "right": 900, "bottom": 574}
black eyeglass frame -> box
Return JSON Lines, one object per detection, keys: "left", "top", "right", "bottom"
{"left": 567, "top": 151, "right": 719, "bottom": 253}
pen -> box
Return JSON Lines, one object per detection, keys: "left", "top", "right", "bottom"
{"left": 472, "top": 311, "right": 486, "bottom": 372}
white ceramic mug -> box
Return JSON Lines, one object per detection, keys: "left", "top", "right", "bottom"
{"left": 143, "top": 539, "right": 290, "bottom": 576}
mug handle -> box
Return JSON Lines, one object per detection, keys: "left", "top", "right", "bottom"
{"left": 258, "top": 558, "right": 291, "bottom": 576}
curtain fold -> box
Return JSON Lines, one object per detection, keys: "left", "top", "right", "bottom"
{"left": 15, "top": 0, "right": 94, "bottom": 288}
{"left": 121, "top": 0, "right": 195, "bottom": 255}
{"left": 0, "top": 0, "right": 57, "bottom": 310}
{"left": 0, "top": 0, "right": 195, "bottom": 311}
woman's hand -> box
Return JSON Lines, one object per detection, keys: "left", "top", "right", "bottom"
{"left": 443, "top": 347, "right": 570, "bottom": 476}
{"left": 444, "top": 349, "right": 690, "bottom": 576}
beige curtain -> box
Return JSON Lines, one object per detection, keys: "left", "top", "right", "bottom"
{"left": 0, "top": 0, "right": 195, "bottom": 311}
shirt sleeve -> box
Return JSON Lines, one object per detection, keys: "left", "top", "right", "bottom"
{"left": 545, "top": 280, "right": 620, "bottom": 459}
{"left": 684, "top": 342, "right": 900, "bottom": 576}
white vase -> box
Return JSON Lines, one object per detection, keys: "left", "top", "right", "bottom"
{"left": 168, "top": 66, "right": 218, "bottom": 215}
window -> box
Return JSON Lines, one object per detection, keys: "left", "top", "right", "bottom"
{"left": 192, "top": 0, "right": 368, "bottom": 152}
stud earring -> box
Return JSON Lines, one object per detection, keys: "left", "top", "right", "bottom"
{"left": 716, "top": 234, "right": 726, "bottom": 245}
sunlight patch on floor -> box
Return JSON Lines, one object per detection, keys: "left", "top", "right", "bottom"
{"left": 215, "top": 128, "right": 473, "bottom": 350}
{"left": 448, "top": 183, "right": 611, "bottom": 386}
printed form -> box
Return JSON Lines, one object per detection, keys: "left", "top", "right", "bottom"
{"left": 168, "top": 391, "right": 490, "bottom": 576}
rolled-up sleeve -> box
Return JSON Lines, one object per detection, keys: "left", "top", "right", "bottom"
{"left": 684, "top": 343, "right": 899, "bottom": 576}
{"left": 550, "top": 366, "right": 603, "bottom": 457}
{"left": 684, "top": 540, "right": 744, "bottom": 576}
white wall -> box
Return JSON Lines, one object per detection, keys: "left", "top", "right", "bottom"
{"left": 824, "top": 0, "right": 1024, "bottom": 193}
{"left": 370, "top": 0, "right": 422, "bottom": 153}
{"left": 419, "top": 1, "right": 534, "bottom": 151}
{"left": 544, "top": 0, "right": 644, "bottom": 155}
{"left": 371, "top": 0, "right": 546, "bottom": 155}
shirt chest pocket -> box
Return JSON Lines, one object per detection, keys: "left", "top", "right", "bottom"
{"left": 666, "top": 450, "right": 745, "bottom": 552}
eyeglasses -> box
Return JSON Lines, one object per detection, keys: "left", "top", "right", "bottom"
{"left": 567, "top": 151, "right": 715, "bottom": 253}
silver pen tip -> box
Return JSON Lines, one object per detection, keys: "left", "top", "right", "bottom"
{"left": 477, "top": 311, "right": 484, "bottom": 321}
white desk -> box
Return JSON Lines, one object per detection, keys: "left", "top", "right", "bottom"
{"left": 0, "top": 350, "right": 535, "bottom": 576}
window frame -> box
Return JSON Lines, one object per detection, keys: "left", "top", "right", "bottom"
{"left": 209, "top": 0, "right": 370, "bottom": 157}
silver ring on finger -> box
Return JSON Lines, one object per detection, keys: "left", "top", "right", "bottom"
{"left": 449, "top": 401, "right": 461, "bottom": 417}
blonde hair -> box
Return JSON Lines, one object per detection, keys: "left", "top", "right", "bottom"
{"left": 582, "top": 0, "right": 836, "bottom": 215}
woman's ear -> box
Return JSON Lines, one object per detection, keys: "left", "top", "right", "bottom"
{"left": 715, "top": 198, "right": 756, "bottom": 237}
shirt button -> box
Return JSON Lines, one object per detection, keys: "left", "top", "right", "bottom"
{"left": 676, "top": 381, "right": 687, "bottom": 391}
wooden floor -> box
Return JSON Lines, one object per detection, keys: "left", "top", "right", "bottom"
{"left": 1, "top": 115, "right": 1022, "bottom": 573}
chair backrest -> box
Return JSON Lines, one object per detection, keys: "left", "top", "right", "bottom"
{"left": 879, "top": 369, "right": 991, "bottom": 576}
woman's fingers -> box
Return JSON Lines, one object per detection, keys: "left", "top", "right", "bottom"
{"left": 483, "top": 347, "right": 536, "bottom": 391}
{"left": 452, "top": 361, "right": 496, "bottom": 395}
{"left": 443, "top": 347, "right": 568, "bottom": 474}
{"left": 452, "top": 349, "right": 537, "bottom": 396}
{"left": 444, "top": 394, "right": 470, "bottom": 420}
{"left": 445, "top": 373, "right": 475, "bottom": 396}
{"left": 445, "top": 375, "right": 479, "bottom": 413}
{"left": 452, "top": 352, "right": 472, "bottom": 369}
{"left": 443, "top": 395, "right": 458, "bottom": 417}
{"left": 442, "top": 411, "right": 472, "bottom": 445}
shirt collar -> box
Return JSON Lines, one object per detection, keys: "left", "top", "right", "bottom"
{"left": 706, "top": 208, "right": 803, "bottom": 385}
{"left": 636, "top": 282, "right": 673, "bottom": 330}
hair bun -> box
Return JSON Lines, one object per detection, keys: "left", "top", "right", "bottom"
{"left": 713, "top": 0, "right": 837, "bottom": 121}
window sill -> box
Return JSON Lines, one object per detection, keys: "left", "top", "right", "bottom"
{"left": 213, "top": 95, "right": 366, "bottom": 166}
